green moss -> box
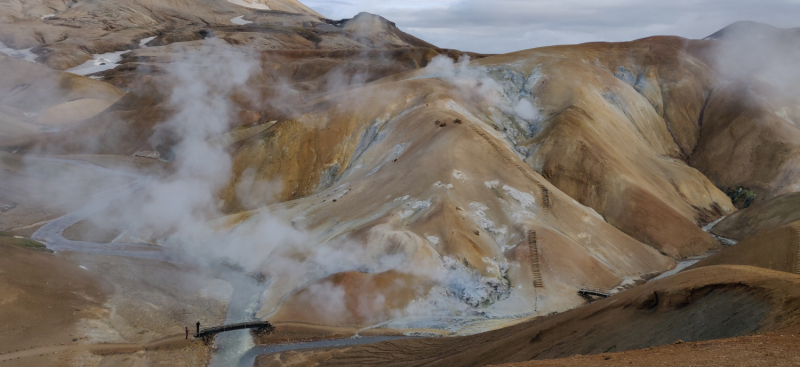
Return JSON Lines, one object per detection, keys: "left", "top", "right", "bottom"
{"left": 0, "top": 236, "right": 52, "bottom": 253}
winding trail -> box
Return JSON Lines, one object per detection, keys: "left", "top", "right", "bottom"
{"left": 28, "top": 157, "right": 172, "bottom": 261}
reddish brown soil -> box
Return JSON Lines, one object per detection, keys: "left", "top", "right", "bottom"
{"left": 497, "top": 325, "right": 800, "bottom": 367}
{"left": 0, "top": 243, "right": 111, "bottom": 364}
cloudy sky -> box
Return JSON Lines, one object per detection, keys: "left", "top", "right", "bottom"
{"left": 301, "top": 0, "right": 800, "bottom": 53}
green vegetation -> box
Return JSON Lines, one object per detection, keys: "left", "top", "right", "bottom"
{"left": 725, "top": 186, "right": 758, "bottom": 208}
{"left": 0, "top": 232, "right": 52, "bottom": 252}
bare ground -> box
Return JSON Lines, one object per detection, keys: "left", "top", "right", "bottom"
{"left": 255, "top": 265, "right": 800, "bottom": 367}
{"left": 497, "top": 325, "right": 800, "bottom": 367}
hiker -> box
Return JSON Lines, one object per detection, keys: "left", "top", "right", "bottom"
{"left": 185, "top": 326, "right": 189, "bottom": 339}
{"left": 196, "top": 321, "right": 201, "bottom": 335}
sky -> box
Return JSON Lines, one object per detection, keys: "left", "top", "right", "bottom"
{"left": 301, "top": 0, "right": 800, "bottom": 54}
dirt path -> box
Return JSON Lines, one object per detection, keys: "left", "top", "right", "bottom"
{"left": 0, "top": 334, "right": 193, "bottom": 364}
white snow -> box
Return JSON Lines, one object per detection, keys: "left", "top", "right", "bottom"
{"left": 227, "top": 0, "right": 270, "bottom": 10}
{"left": 336, "top": 188, "right": 350, "bottom": 199}
{"left": 502, "top": 185, "right": 536, "bottom": 208}
{"left": 453, "top": 170, "right": 469, "bottom": 181}
{"left": 41, "top": 14, "right": 56, "bottom": 19}
{"left": 230, "top": 15, "right": 253, "bottom": 25}
{"left": 65, "top": 50, "right": 129, "bottom": 76}
{"left": 0, "top": 42, "right": 38, "bottom": 63}
{"left": 399, "top": 210, "right": 414, "bottom": 219}
{"left": 433, "top": 181, "right": 453, "bottom": 189}
{"left": 469, "top": 202, "right": 508, "bottom": 239}
{"left": 426, "top": 235, "right": 440, "bottom": 245}
{"left": 408, "top": 200, "right": 431, "bottom": 210}
{"left": 484, "top": 180, "right": 499, "bottom": 189}
{"left": 139, "top": 36, "right": 156, "bottom": 48}
{"left": 79, "top": 265, "right": 89, "bottom": 270}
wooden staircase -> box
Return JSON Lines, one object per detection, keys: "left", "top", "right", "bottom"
{"left": 528, "top": 230, "right": 544, "bottom": 288}
{"left": 541, "top": 187, "right": 550, "bottom": 210}
{"left": 794, "top": 226, "right": 800, "bottom": 274}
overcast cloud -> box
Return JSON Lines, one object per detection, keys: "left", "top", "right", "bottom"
{"left": 302, "top": 0, "right": 800, "bottom": 53}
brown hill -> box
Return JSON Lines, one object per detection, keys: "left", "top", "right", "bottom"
{"left": 0, "top": 53, "right": 125, "bottom": 135}
{"left": 0, "top": 0, "right": 437, "bottom": 70}
{"left": 256, "top": 265, "right": 800, "bottom": 367}
{"left": 688, "top": 221, "right": 800, "bottom": 274}
{"left": 713, "top": 192, "right": 800, "bottom": 240}
{"left": 686, "top": 21, "right": 800, "bottom": 206}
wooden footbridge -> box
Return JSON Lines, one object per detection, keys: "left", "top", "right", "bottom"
{"left": 578, "top": 286, "right": 611, "bottom": 300}
{"left": 195, "top": 320, "right": 274, "bottom": 343}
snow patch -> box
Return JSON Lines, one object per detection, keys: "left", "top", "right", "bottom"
{"left": 469, "top": 202, "right": 508, "bottom": 241}
{"left": 395, "top": 197, "right": 432, "bottom": 219}
{"left": 453, "top": 170, "right": 469, "bottom": 181}
{"left": 41, "top": 14, "right": 56, "bottom": 19}
{"left": 426, "top": 235, "right": 440, "bottom": 245}
{"left": 230, "top": 15, "right": 253, "bottom": 25}
{"left": 502, "top": 185, "right": 536, "bottom": 208}
{"left": 139, "top": 36, "right": 156, "bottom": 48}
{"left": 433, "top": 181, "right": 453, "bottom": 189}
{"left": 79, "top": 265, "right": 88, "bottom": 270}
{"left": 0, "top": 42, "right": 38, "bottom": 63}
{"left": 66, "top": 50, "right": 129, "bottom": 76}
{"left": 336, "top": 188, "right": 350, "bottom": 199}
{"left": 484, "top": 180, "right": 500, "bottom": 189}
{"left": 408, "top": 200, "right": 431, "bottom": 210}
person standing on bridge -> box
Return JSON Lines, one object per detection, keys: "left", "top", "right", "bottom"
{"left": 196, "top": 321, "right": 201, "bottom": 336}
{"left": 185, "top": 326, "right": 189, "bottom": 339}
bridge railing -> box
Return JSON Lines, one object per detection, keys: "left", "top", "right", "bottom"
{"left": 195, "top": 319, "right": 274, "bottom": 338}
{"left": 578, "top": 285, "right": 611, "bottom": 297}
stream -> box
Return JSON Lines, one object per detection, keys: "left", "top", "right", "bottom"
{"left": 650, "top": 216, "right": 739, "bottom": 282}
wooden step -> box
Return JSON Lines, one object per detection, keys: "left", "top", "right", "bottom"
{"left": 541, "top": 187, "right": 551, "bottom": 210}
{"left": 528, "top": 230, "right": 544, "bottom": 288}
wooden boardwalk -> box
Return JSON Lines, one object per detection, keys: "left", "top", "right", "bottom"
{"left": 528, "top": 230, "right": 544, "bottom": 288}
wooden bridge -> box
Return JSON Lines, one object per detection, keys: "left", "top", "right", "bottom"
{"left": 195, "top": 320, "right": 274, "bottom": 343}
{"left": 578, "top": 286, "right": 611, "bottom": 300}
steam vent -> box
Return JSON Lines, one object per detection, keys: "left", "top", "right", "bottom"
{"left": 1, "top": 1, "right": 799, "bottom": 366}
